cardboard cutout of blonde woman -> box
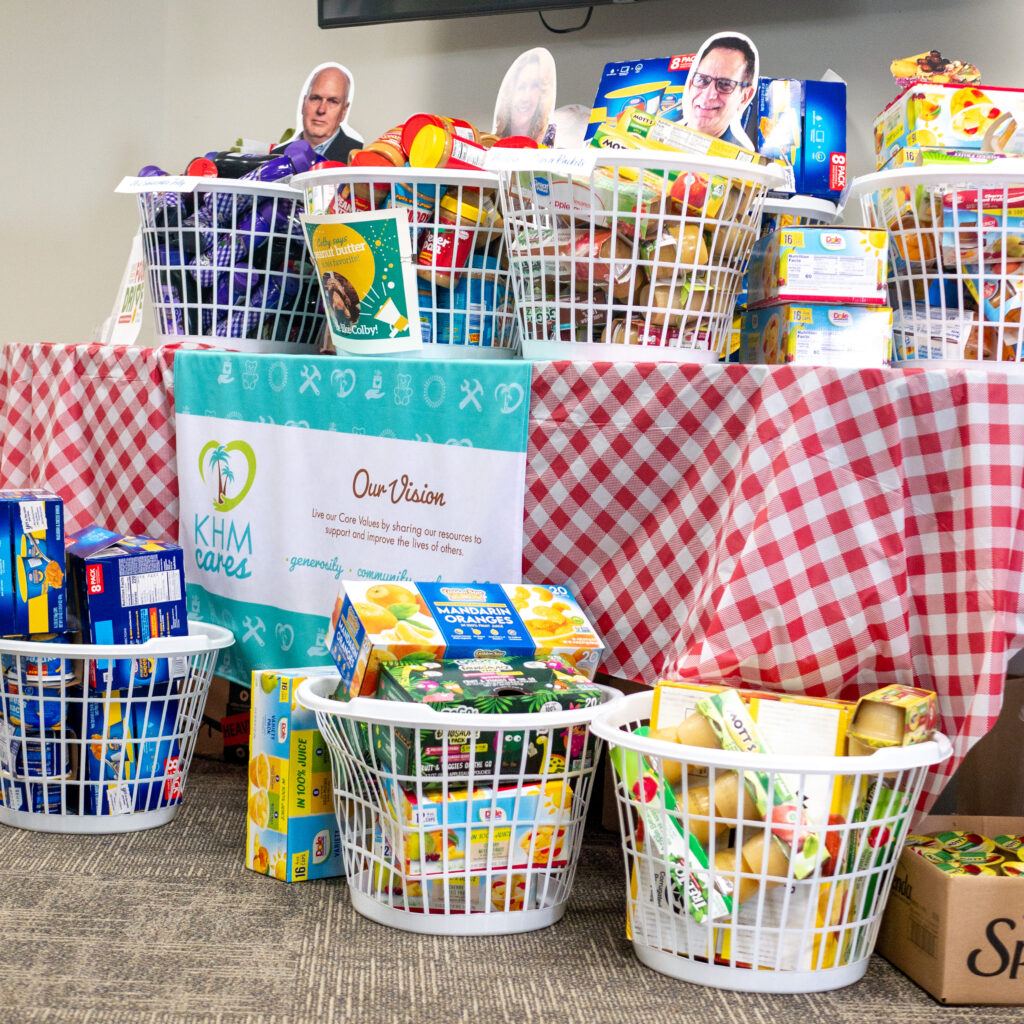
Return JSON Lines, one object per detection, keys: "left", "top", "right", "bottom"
{"left": 493, "top": 48, "right": 557, "bottom": 144}
{"left": 289, "top": 62, "right": 364, "bottom": 163}
{"left": 682, "top": 32, "right": 759, "bottom": 150}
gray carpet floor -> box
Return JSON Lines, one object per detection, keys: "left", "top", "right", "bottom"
{"left": 0, "top": 757, "right": 1018, "bottom": 1024}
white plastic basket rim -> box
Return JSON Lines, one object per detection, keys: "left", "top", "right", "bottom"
{"left": 485, "top": 146, "right": 789, "bottom": 192}
{"left": 762, "top": 194, "right": 838, "bottom": 222}
{"left": 117, "top": 175, "right": 302, "bottom": 199}
{"left": 846, "top": 163, "right": 1024, "bottom": 205}
{"left": 589, "top": 688, "right": 953, "bottom": 775}
{"left": 296, "top": 674, "right": 622, "bottom": 730}
{"left": 291, "top": 165, "right": 501, "bottom": 193}
{"left": 0, "top": 620, "right": 234, "bottom": 659}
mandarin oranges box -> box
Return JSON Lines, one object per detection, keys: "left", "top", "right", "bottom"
{"left": 327, "top": 581, "right": 603, "bottom": 700}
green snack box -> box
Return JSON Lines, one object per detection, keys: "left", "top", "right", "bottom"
{"left": 373, "top": 655, "right": 604, "bottom": 780}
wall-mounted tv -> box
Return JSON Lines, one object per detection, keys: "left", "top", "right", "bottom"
{"left": 319, "top": 0, "right": 640, "bottom": 29}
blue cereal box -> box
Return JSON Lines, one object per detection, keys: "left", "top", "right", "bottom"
{"left": 757, "top": 78, "right": 847, "bottom": 199}
{"left": 746, "top": 227, "right": 889, "bottom": 307}
{"left": 246, "top": 669, "right": 345, "bottom": 882}
{"left": 328, "top": 581, "right": 604, "bottom": 699}
{"left": 66, "top": 525, "right": 188, "bottom": 688}
{"left": 742, "top": 303, "right": 892, "bottom": 366}
{"left": 84, "top": 686, "right": 182, "bottom": 815}
{"left": 0, "top": 490, "right": 66, "bottom": 637}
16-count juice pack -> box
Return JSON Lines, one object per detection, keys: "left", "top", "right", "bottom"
{"left": 327, "top": 581, "right": 604, "bottom": 700}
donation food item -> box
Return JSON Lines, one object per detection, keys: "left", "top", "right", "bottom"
{"left": 328, "top": 581, "right": 604, "bottom": 699}
{"left": 846, "top": 684, "right": 938, "bottom": 756}
{"left": 371, "top": 654, "right": 603, "bottom": 778}
{"left": 889, "top": 50, "right": 981, "bottom": 88}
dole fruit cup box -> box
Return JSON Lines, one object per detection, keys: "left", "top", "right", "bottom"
{"left": 380, "top": 777, "right": 573, "bottom": 878}
{"left": 874, "top": 83, "right": 1024, "bottom": 169}
{"left": 742, "top": 303, "right": 892, "bottom": 366}
{"left": 65, "top": 525, "right": 188, "bottom": 689}
{"left": 746, "top": 227, "right": 889, "bottom": 307}
{"left": 373, "top": 655, "right": 604, "bottom": 780}
{"left": 246, "top": 669, "right": 345, "bottom": 882}
{"left": 0, "top": 489, "right": 66, "bottom": 637}
{"left": 328, "top": 581, "right": 604, "bottom": 700}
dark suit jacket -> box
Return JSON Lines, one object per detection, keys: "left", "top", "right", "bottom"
{"left": 274, "top": 128, "right": 361, "bottom": 164}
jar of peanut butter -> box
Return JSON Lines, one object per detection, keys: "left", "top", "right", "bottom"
{"left": 352, "top": 126, "right": 406, "bottom": 168}
{"left": 408, "top": 124, "right": 489, "bottom": 171}
{"left": 417, "top": 193, "right": 487, "bottom": 288}
{"left": 401, "top": 113, "right": 480, "bottom": 158}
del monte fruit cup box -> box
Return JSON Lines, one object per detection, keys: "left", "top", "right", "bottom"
{"left": 372, "top": 655, "right": 605, "bottom": 780}
{"left": 327, "top": 581, "right": 604, "bottom": 700}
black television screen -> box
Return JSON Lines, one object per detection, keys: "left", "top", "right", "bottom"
{"left": 319, "top": 0, "right": 639, "bottom": 29}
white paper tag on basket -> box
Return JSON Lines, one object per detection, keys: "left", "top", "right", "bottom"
{"left": 103, "top": 231, "right": 146, "bottom": 347}
{"left": 483, "top": 147, "right": 598, "bottom": 177}
{"left": 0, "top": 717, "right": 13, "bottom": 771}
{"left": 115, "top": 175, "right": 200, "bottom": 194}
{"left": 106, "top": 784, "right": 134, "bottom": 816}
{"left": 168, "top": 654, "right": 189, "bottom": 680}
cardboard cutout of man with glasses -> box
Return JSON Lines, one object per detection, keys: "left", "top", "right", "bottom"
{"left": 682, "top": 32, "right": 759, "bottom": 149}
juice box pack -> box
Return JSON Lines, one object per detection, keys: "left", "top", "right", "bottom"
{"left": 756, "top": 77, "right": 847, "bottom": 199}
{"left": 380, "top": 776, "right": 573, "bottom": 879}
{"left": 0, "top": 490, "right": 66, "bottom": 637}
{"left": 746, "top": 227, "right": 889, "bottom": 307}
{"left": 328, "top": 581, "right": 604, "bottom": 699}
{"left": 246, "top": 669, "right": 345, "bottom": 882}
{"left": 873, "top": 83, "right": 1024, "bottom": 169}
{"left": 741, "top": 303, "right": 892, "bottom": 367}
{"left": 373, "top": 655, "right": 604, "bottom": 779}
{"left": 65, "top": 525, "right": 188, "bottom": 689}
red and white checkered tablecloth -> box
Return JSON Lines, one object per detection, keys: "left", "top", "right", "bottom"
{"left": 0, "top": 342, "right": 182, "bottom": 540}
{"left": 524, "top": 360, "right": 1024, "bottom": 807}
{"left": 2, "top": 344, "right": 1021, "bottom": 809}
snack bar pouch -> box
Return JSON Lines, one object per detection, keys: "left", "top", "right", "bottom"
{"left": 695, "top": 689, "right": 829, "bottom": 879}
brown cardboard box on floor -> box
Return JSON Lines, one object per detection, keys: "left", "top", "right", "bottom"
{"left": 876, "top": 814, "right": 1024, "bottom": 1005}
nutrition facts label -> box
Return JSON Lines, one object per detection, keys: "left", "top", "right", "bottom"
{"left": 118, "top": 569, "right": 183, "bottom": 608}
{"left": 786, "top": 254, "right": 875, "bottom": 287}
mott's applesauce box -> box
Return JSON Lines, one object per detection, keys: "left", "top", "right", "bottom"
{"left": 874, "top": 83, "right": 1024, "bottom": 169}
{"left": 742, "top": 302, "right": 892, "bottom": 367}
{"left": 746, "top": 227, "right": 889, "bottom": 308}
{"left": 373, "top": 655, "right": 604, "bottom": 779}
{"left": 246, "top": 669, "right": 344, "bottom": 882}
{"left": 847, "top": 683, "right": 938, "bottom": 755}
{"left": 0, "top": 490, "right": 66, "bottom": 637}
{"left": 328, "top": 581, "right": 604, "bottom": 699}
{"left": 381, "top": 776, "right": 573, "bottom": 878}
{"left": 65, "top": 525, "right": 188, "bottom": 689}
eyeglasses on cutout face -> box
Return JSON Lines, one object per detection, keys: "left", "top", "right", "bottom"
{"left": 689, "top": 72, "right": 749, "bottom": 95}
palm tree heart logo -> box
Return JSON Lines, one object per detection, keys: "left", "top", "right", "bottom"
{"left": 199, "top": 440, "right": 257, "bottom": 512}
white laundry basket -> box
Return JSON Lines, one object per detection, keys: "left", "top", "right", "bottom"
{"left": 489, "top": 148, "right": 787, "bottom": 361}
{"left": 590, "top": 689, "right": 952, "bottom": 993}
{"left": 291, "top": 166, "right": 520, "bottom": 356}
{"left": 296, "top": 675, "right": 620, "bottom": 935}
{"left": 0, "top": 622, "right": 233, "bottom": 834}
{"left": 848, "top": 164, "right": 1024, "bottom": 366}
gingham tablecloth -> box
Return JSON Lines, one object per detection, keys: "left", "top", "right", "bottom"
{"left": 3, "top": 344, "right": 1021, "bottom": 808}
{"left": 525, "top": 360, "right": 1024, "bottom": 807}
{"left": 0, "top": 342, "right": 182, "bottom": 539}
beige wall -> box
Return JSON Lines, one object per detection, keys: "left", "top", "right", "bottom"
{"left": 0, "top": 0, "right": 1013, "bottom": 345}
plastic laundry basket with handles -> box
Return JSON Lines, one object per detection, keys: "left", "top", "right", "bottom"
{"left": 296, "top": 674, "right": 621, "bottom": 936}
{"left": 118, "top": 175, "right": 324, "bottom": 353}
{"left": 847, "top": 163, "right": 1024, "bottom": 366}
{"left": 488, "top": 148, "right": 787, "bottom": 361}
{"left": 0, "top": 622, "right": 233, "bottom": 834}
{"left": 290, "top": 166, "right": 520, "bottom": 356}
{"left": 589, "top": 689, "right": 952, "bottom": 994}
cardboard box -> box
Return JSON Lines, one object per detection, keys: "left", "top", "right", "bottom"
{"left": 756, "top": 77, "right": 847, "bottom": 199}
{"left": 66, "top": 525, "right": 188, "bottom": 688}
{"left": 374, "top": 655, "right": 604, "bottom": 779}
{"left": 874, "top": 83, "right": 1024, "bottom": 169}
{"left": 0, "top": 489, "right": 66, "bottom": 637}
{"left": 746, "top": 227, "right": 889, "bottom": 308}
{"left": 328, "top": 581, "right": 604, "bottom": 700}
{"left": 246, "top": 669, "right": 345, "bottom": 882}
{"left": 876, "top": 814, "right": 1024, "bottom": 1004}
{"left": 741, "top": 302, "right": 892, "bottom": 367}
{"left": 195, "top": 675, "right": 251, "bottom": 764}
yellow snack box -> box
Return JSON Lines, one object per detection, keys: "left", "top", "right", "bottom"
{"left": 847, "top": 683, "right": 938, "bottom": 752}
